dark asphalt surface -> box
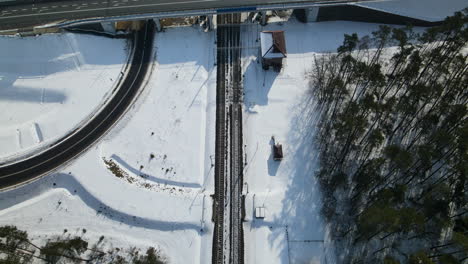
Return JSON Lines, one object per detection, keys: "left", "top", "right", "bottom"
{"left": 0, "top": 0, "right": 366, "bottom": 30}
{"left": 0, "top": 20, "right": 155, "bottom": 188}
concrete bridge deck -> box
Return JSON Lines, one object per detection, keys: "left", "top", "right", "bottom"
{"left": 0, "top": 0, "right": 379, "bottom": 30}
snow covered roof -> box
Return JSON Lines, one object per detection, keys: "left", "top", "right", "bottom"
{"left": 354, "top": 0, "right": 467, "bottom": 22}
{"left": 260, "top": 31, "right": 287, "bottom": 59}
{"left": 255, "top": 207, "right": 265, "bottom": 218}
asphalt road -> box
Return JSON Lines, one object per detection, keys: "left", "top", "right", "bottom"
{"left": 0, "top": 0, "right": 366, "bottom": 30}
{"left": 0, "top": 20, "right": 155, "bottom": 189}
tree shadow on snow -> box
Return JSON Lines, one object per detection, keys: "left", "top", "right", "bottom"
{"left": 266, "top": 94, "right": 332, "bottom": 263}
{"left": 242, "top": 57, "right": 279, "bottom": 110}
{"left": 0, "top": 33, "right": 129, "bottom": 99}
{"left": 155, "top": 27, "right": 213, "bottom": 68}
{"left": 260, "top": 19, "right": 387, "bottom": 55}
{"left": 110, "top": 154, "right": 201, "bottom": 188}
{"left": 0, "top": 173, "right": 201, "bottom": 232}
{"left": 0, "top": 85, "right": 66, "bottom": 103}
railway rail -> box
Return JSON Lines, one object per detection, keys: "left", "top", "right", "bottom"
{"left": 213, "top": 13, "right": 244, "bottom": 264}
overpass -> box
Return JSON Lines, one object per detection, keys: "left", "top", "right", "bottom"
{"left": 0, "top": 0, "right": 382, "bottom": 30}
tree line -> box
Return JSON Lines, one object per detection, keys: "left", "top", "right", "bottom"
{"left": 0, "top": 225, "right": 165, "bottom": 264}
{"left": 309, "top": 9, "right": 467, "bottom": 264}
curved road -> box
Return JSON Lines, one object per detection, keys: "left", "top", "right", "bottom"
{"left": 0, "top": 20, "right": 155, "bottom": 189}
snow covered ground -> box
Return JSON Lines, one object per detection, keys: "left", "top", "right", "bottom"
{"left": 2, "top": 3, "right": 462, "bottom": 262}
{"left": 0, "top": 26, "right": 217, "bottom": 263}
{"left": 0, "top": 33, "right": 129, "bottom": 163}
{"left": 356, "top": 0, "right": 467, "bottom": 22}
{"left": 241, "top": 20, "right": 391, "bottom": 264}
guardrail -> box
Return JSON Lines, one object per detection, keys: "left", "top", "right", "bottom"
{"left": 35, "top": 0, "right": 386, "bottom": 29}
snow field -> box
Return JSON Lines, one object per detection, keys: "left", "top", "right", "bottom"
{"left": 241, "top": 20, "right": 386, "bottom": 264}
{"left": 356, "top": 0, "right": 467, "bottom": 22}
{"left": 0, "top": 33, "right": 128, "bottom": 163}
{"left": 0, "top": 172, "right": 201, "bottom": 263}
{"left": 0, "top": 26, "right": 217, "bottom": 263}
{"left": 101, "top": 26, "right": 217, "bottom": 191}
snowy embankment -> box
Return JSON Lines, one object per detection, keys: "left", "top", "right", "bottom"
{"left": 0, "top": 33, "right": 129, "bottom": 163}
{"left": 241, "top": 20, "right": 389, "bottom": 264}
{"left": 0, "top": 26, "right": 216, "bottom": 263}
{"left": 355, "top": 0, "right": 467, "bottom": 22}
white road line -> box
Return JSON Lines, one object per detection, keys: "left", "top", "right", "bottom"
{"left": 0, "top": 0, "right": 221, "bottom": 20}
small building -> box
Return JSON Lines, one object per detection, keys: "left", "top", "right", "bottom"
{"left": 260, "top": 31, "right": 287, "bottom": 71}
{"left": 255, "top": 207, "right": 266, "bottom": 219}
{"left": 271, "top": 136, "right": 284, "bottom": 161}
{"left": 273, "top": 143, "right": 283, "bottom": 161}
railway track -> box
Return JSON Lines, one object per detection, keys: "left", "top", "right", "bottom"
{"left": 213, "top": 13, "right": 243, "bottom": 264}
{"left": 228, "top": 12, "right": 244, "bottom": 264}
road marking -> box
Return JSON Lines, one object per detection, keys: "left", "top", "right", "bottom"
{"left": 0, "top": 0, "right": 221, "bottom": 20}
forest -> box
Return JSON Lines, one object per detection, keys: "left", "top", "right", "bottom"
{"left": 0, "top": 225, "right": 165, "bottom": 264}
{"left": 310, "top": 9, "right": 467, "bottom": 264}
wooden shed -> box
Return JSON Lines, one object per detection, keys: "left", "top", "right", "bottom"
{"left": 273, "top": 143, "right": 283, "bottom": 161}
{"left": 271, "top": 136, "right": 284, "bottom": 161}
{"left": 260, "top": 31, "right": 287, "bottom": 71}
